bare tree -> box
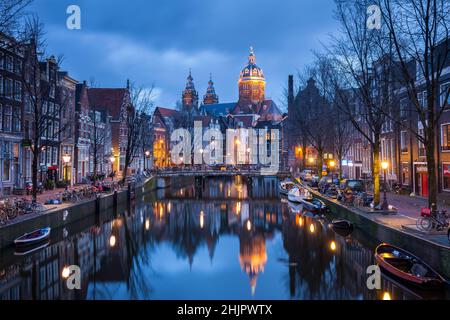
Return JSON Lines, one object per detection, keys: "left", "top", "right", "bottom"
{"left": 21, "top": 17, "right": 70, "bottom": 202}
{"left": 0, "top": 0, "right": 32, "bottom": 34}
{"left": 294, "top": 70, "right": 334, "bottom": 178}
{"left": 378, "top": 0, "right": 450, "bottom": 207}
{"left": 122, "top": 84, "right": 154, "bottom": 183}
{"left": 323, "top": 0, "right": 397, "bottom": 205}
{"left": 332, "top": 92, "right": 354, "bottom": 179}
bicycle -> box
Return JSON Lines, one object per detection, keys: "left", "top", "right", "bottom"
{"left": 416, "top": 208, "right": 449, "bottom": 232}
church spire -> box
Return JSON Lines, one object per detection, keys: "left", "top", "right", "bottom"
{"left": 203, "top": 73, "right": 219, "bottom": 105}
{"left": 248, "top": 46, "right": 256, "bottom": 65}
{"left": 182, "top": 69, "right": 199, "bottom": 110}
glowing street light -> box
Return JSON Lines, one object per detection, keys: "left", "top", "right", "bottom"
{"left": 381, "top": 161, "right": 389, "bottom": 211}
{"left": 329, "top": 241, "right": 337, "bottom": 252}
{"left": 329, "top": 160, "right": 336, "bottom": 180}
{"left": 62, "top": 153, "right": 71, "bottom": 188}
{"left": 200, "top": 211, "right": 204, "bottom": 229}
{"left": 62, "top": 266, "right": 71, "bottom": 279}
{"left": 109, "top": 235, "right": 116, "bottom": 247}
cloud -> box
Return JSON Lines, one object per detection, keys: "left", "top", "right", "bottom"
{"left": 33, "top": 0, "right": 338, "bottom": 108}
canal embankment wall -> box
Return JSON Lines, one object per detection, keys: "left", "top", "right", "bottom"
{"left": 306, "top": 185, "right": 450, "bottom": 279}
{"left": 0, "top": 177, "right": 158, "bottom": 250}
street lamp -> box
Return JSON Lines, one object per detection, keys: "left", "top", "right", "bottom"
{"left": 381, "top": 161, "right": 389, "bottom": 211}
{"left": 329, "top": 160, "right": 336, "bottom": 180}
{"left": 62, "top": 153, "right": 71, "bottom": 189}
{"left": 145, "top": 150, "right": 150, "bottom": 171}
{"left": 110, "top": 156, "right": 115, "bottom": 181}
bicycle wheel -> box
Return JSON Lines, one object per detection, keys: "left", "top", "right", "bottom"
{"left": 6, "top": 208, "right": 17, "bottom": 220}
{"left": 0, "top": 210, "right": 6, "bottom": 225}
{"left": 416, "top": 217, "right": 433, "bottom": 231}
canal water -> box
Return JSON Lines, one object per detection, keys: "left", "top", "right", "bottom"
{"left": 0, "top": 176, "right": 448, "bottom": 300}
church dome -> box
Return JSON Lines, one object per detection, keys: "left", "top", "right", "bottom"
{"left": 239, "top": 47, "right": 265, "bottom": 81}
{"left": 238, "top": 47, "right": 266, "bottom": 105}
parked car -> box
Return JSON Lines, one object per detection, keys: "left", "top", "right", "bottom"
{"left": 342, "top": 179, "right": 365, "bottom": 192}
{"left": 310, "top": 175, "right": 320, "bottom": 188}
{"left": 299, "top": 170, "right": 314, "bottom": 181}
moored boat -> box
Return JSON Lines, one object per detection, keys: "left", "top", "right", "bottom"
{"left": 14, "top": 227, "right": 51, "bottom": 247}
{"left": 302, "top": 197, "right": 327, "bottom": 213}
{"left": 375, "top": 243, "right": 446, "bottom": 289}
{"left": 279, "top": 180, "right": 296, "bottom": 196}
{"left": 288, "top": 186, "right": 309, "bottom": 203}
{"left": 331, "top": 219, "right": 353, "bottom": 230}
{"left": 14, "top": 241, "right": 50, "bottom": 256}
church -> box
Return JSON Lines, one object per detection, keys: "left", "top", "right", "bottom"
{"left": 152, "top": 48, "right": 288, "bottom": 169}
{"left": 181, "top": 47, "right": 285, "bottom": 126}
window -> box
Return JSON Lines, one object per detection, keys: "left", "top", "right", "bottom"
{"left": 400, "top": 98, "right": 408, "bottom": 118}
{"left": 14, "top": 81, "right": 21, "bottom": 101}
{"left": 24, "top": 93, "right": 31, "bottom": 113}
{"left": 49, "top": 85, "right": 55, "bottom": 98}
{"left": 400, "top": 131, "right": 408, "bottom": 153}
{"left": 441, "top": 82, "right": 450, "bottom": 109}
{"left": 0, "top": 104, "right": 2, "bottom": 131}
{"left": 42, "top": 101, "right": 47, "bottom": 115}
{"left": 402, "top": 163, "right": 410, "bottom": 186}
{"left": 443, "top": 163, "right": 450, "bottom": 191}
{"left": 3, "top": 105, "right": 12, "bottom": 132}
{"left": 442, "top": 124, "right": 450, "bottom": 151}
{"left": 12, "top": 107, "right": 21, "bottom": 132}
{"left": 5, "top": 78, "right": 12, "bottom": 98}
{"left": 0, "top": 75, "right": 3, "bottom": 95}
{"left": 5, "top": 55, "right": 13, "bottom": 72}
{"left": 418, "top": 123, "right": 426, "bottom": 157}
{"left": 15, "top": 60, "right": 22, "bottom": 75}
{"left": 0, "top": 52, "right": 3, "bottom": 69}
{"left": 2, "top": 142, "right": 11, "bottom": 181}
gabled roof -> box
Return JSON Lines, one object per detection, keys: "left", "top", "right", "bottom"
{"left": 153, "top": 107, "right": 180, "bottom": 132}
{"left": 202, "top": 102, "right": 236, "bottom": 116}
{"left": 254, "top": 99, "right": 283, "bottom": 121}
{"left": 87, "top": 88, "right": 128, "bottom": 119}
{"left": 154, "top": 106, "right": 179, "bottom": 118}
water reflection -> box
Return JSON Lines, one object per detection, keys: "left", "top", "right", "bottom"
{"left": 0, "top": 177, "right": 448, "bottom": 300}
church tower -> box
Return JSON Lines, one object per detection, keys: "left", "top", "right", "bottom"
{"left": 238, "top": 47, "right": 266, "bottom": 106}
{"left": 203, "top": 74, "right": 219, "bottom": 105}
{"left": 182, "top": 69, "right": 199, "bottom": 111}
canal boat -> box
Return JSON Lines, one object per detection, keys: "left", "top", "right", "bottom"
{"left": 331, "top": 219, "right": 354, "bottom": 231}
{"left": 279, "top": 180, "right": 296, "bottom": 196}
{"left": 301, "top": 197, "right": 328, "bottom": 213}
{"left": 288, "top": 186, "right": 310, "bottom": 203}
{"left": 14, "top": 227, "right": 51, "bottom": 247}
{"left": 375, "top": 243, "right": 446, "bottom": 289}
{"left": 14, "top": 241, "right": 50, "bottom": 256}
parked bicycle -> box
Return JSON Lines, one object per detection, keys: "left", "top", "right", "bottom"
{"left": 416, "top": 207, "right": 449, "bottom": 232}
{"left": 0, "top": 198, "right": 45, "bottom": 225}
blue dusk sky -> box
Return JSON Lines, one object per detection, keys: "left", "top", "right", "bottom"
{"left": 30, "top": 0, "right": 338, "bottom": 110}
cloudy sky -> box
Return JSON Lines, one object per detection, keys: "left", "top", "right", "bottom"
{"left": 30, "top": 0, "right": 338, "bottom": 110}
